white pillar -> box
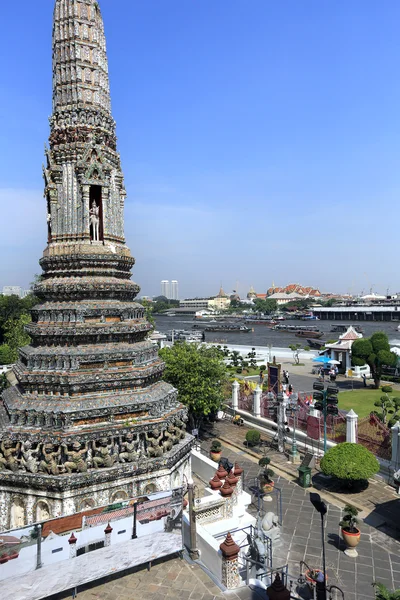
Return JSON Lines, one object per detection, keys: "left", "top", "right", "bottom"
{"left": 391, "top": 421, "right": 400, "bottom": 466}
{"left": 346, "top": 409, "right": 358, "bottom": 443}
{"left": 232, "top": 380, "right": 239, "bottom": 411}
{"left": 253, "top": 385, "right": 261, "bottom": 417}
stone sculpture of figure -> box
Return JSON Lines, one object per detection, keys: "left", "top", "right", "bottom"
{"left": 89, "top": 200, "right": 100, "bottom": 241}
{"left": 39, "top": 443, "right": 62, "bottom": 475}
{"left": 1, "top": 438, "right": 20, "bottom": 472}
{"left": 0, "top": 447, "right": 7, "bottom": 471}
{"left": 63, "top": 441, "right": 88, "bottom": 473}
{"left": 261, "top": 512, "right": 280, "bottom": 544}
{"left": 145, "top": 428, "right": 163, "bottom": 457}
{"left": 119, "top": 432, "right": 138, "bottom": 463}
{"left": 92, "top": 438, "right": 116, "bottom": 468}
{"left": 162, "top": 424, "right": 177, "bottom": 452}
{"left": 20, "top": 440, "right": 40, "bottom": 473}
{"left": 174, "top": 418, "right": 186, "bottom": 440}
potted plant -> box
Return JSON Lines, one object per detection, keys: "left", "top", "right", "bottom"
{"left": 304, "top": 569, "right": 325, "bottom": 585}
{"left": 210, "top": 439, "right": 222, "bottom": 462}
{"left": 245, "top": 429, "right": 261, "bottom": 447}
{"left": 258, "top": 457, "right": 275, "bottom": 493}
{"left": 373, "top": 582, "right": 400, "bottom": 599}
{"left": 340, "top": 504, "right": 360, "bottom": 551}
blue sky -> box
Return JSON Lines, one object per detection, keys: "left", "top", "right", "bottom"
{"left": 1, "top": 0, "right": 400, "bottom": 298}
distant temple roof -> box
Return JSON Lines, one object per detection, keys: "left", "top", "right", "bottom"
{"left": 217, "top": 286, "right": 228, "bottom": 298}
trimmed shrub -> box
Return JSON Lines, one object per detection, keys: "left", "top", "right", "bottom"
{"left": 211, "top": 439, "right": 222, "bottom": 453}
{"left": 259, "top": 365, "right": 267, "bottom": 371}
{"left": 320, "top": 442, "right": 379, "bottom": 485}
{"left": 245, "top": 429, "right": 261, "bottom": 445}
{"left": 381, "top": 385, "right": 393, "bottom": 393}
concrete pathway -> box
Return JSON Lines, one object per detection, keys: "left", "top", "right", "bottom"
{"left": 200, "top": 436, "right": 400, "bottom": 600}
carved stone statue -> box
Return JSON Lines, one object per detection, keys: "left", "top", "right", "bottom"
{"left": 20, "top": 440, "right": 40, "bottom": 473}
{"left": 63, "top": 441, "right": 88, "bottom": 473}
{"left": 174, "top": 418, "right": 186, "bottom": 440}
{"left": 0, "top": 447, "right": 7, "bottom": 471}
{"left": 89, "top": 200, "right": 100, "bottom": 241}
{"left": 162, "top": 424, "right": 176, "bottom": 452}
{"left": 1, "top": 438, "right": 20, "bottom": 472}
{"left": 261, "top": 512, "right": 281, "bottom": 544}
{"left": 92, "top": 438, "right": 116, "bottom": 468}
{"left": 119, "top": 432, "right": 138, "bottom": 463}
{"left": 39, "top": 443, "right": 62, "bottom": 475}
{"left": 145, "top": 428, "right": 163, "bottom": 457}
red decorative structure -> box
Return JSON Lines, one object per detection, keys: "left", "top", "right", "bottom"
{"left": 209, "top": 474, "right": 223, "bottom": 490}
{"left": 68, "top": 533, "right": 77, "bottom": 545}
{"left": 219, "top": 532, "right": 239, "bottom": 560}
{"left": 266, "top": 573, "right": 290, "bottom": 600}
{"left": 104, "top": 523, "right": 113, "bottom": 535}
{"left": 220, "top": 480, "right": 233, "bottom": 497}
{"left": 216, "top": 464, "right": 228, "bottom": 480}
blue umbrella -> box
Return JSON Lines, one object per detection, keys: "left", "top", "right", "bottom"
{"left": 312, "top": 356, "right": 331, "bottom": 364}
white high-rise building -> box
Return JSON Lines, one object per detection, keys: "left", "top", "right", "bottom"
{"left": 161, "top": 280, "right": 170, "bottom": 298}
{"left": 170, "top": 280, "right": 179, "bottom": 300}
{"left": 2, "top": 286, "right": 23, "bottom": 297}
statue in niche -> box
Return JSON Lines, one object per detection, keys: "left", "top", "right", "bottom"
{"left": 145, "top": 429, "right": 163, "bottom": 457}
{"left": 162, "top": 424, "right": 177, "bottom": 452}
{"left": 39, "top": 443, "right": 62, "bottom": 475}
{"left": 20, "top": 440, "right": 40, "bottom": 473}
{"left": 1, "top": 438, "right": 20, "bottom": 472}
{"left": 92, "top": 438, "right": 116, "bottom": 468}
{"left": 89, "top": 200, "right": 100, "bottom": 241}
{"left": 119, "top": 432, "right": 138, "bottom": 463}
{"left": 10, "top": 498, "right": 25, "bottom": 529}
{"left": 174, "top": 419, "right": 186, "bottom": 440}
{"left": 63, "top": 441, "right": 88, "bottom": 473}
{"left": 36, "top": 501, "right": 50, "bottom": 523}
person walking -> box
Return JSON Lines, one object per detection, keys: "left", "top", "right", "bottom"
{"left": 362, "top": 373, "right": 367, "bottom": 387}
{"left": 259, "top": 370, "right": 264, "bottom": 385}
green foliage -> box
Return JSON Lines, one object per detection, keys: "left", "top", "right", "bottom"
{"left": 245, "top": 429, "right": 261, "bottom": 445}
{"left": 352, "top": 332, "right": 397, "bottom": 388}
{"left": 253, "top": 298, "right": 278, "bottom": 314}
{"left": 159, "top": 342, "right": 227, "bottom": 430}
{"left": 211, "top": 439, "right": 222, "bottom": 452}
{"left": 259, "top": 365, "right": 266, "bottom": 371}
{"left": 339, "top": 504, "right": 359, "bottom": 533}
{"left": 303, "top": 346, "right": 310, "bottom": 352}
{"left": 246, "top": 347, "right": 257, "bottom": 369}
{"left": 0, "top": 345, "right": 14, "bottom": 365}
{"left": 373, "top": 394, "right": 400, "bottom": 427}
{"left": 258, "top": 457, "right": 271, "bottom": 468}
{"left": 373, "top": 582, "right": 400, "bottom": 600}
{"left": 289, "top": 343, "right": 302, "bottom": 364}
{"left": 381, "top": 385, "right": 393, "bottom": 393}
{"left": 320, "top": 442, "right": 379, "bottom": 483}
{"left": 0, "top": 373, "right": 9, "bottom": 393}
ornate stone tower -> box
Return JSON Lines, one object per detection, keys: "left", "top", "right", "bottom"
{"left": 0, "top": 0, "right": 192, "bottom": 530}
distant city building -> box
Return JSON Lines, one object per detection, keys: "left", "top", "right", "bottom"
{"left": 170, "top": 280, "right": 179, "bottom": 300}
{"left": 180, "top": 286, "right": 230, "bottom": 312}
{"left": 161, "top": 280, "right": 170, "bottom": 298}
{"left": 2, "top": 286, "right": 23, "bottom": 297}
{"left": 266, "top": 283, "right": 321, "bottom": 297}
{"left": 267, "top": 292, "right": 304, "bottom": 305}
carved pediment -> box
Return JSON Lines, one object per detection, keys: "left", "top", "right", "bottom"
{"left": 76, "top": 140, "right": 112, "bottom": 184}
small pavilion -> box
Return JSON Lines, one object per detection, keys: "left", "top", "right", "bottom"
{"left": 324, "top": 326, "right": 363, "bottom": 373}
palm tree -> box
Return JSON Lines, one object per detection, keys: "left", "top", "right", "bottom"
{"left": 373, "top": 582, "right": 400, "bottom": 600}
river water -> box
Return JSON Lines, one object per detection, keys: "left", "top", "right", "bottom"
{"left": 154, "top": 315, "right": 400, "bottom": 348}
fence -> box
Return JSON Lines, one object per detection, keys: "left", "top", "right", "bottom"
{"left": 357, "top": 413, "right": 391, "bottom": 460}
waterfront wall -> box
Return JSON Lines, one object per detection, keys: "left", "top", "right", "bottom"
{"left": 207, "top": 343, "right": 319, "bottom": 362}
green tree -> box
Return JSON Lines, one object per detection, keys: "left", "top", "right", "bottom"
{"left": 320, "top": 442, "right": 379, "bottom": 487}
{"left": 246, "top": 347, "right": 257, "bottom": 369}
{"left": 0, "top": 345, "right": 14, "bottom": 365}
{"left": 3, "top": 314, "right": 31, "bottom": 362}
{"left": 159, "top": 342, "right": 227, "bottom": 430}
{"left": 351, "top": 332, "right": 397, "bottom": 388}
{"left": 373, "top": 394, "right": 400, "bottom": 427}
{"left": 139, "top": 299, "right": 155, "bottom": 328}
{"left": 253, "top": 298, "right": 277, "bottom": 314}
{"left": 289, "top": 343, "right": 302, "bottom": 365}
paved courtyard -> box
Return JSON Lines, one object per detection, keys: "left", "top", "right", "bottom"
{"left": 201, "top": 439, "right": 400, "bottom": 600}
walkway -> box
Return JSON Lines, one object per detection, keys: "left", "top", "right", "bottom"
{"left": 206, "top": 419, "right": 400, "bottom": 539}
{"left": 200, "top": 436, "right": 400, "bottom": 600}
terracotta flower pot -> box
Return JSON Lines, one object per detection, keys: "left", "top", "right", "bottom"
{"left": 341, "top": 527, "right": 360, "bottom": 548}
{"left": 304, "top": 569, "right": 326, "bottom": 585}
{"left": 210, "top": 451, "right": 221, "bottom": 463}
{"left": 262, "top": 481, "right": 275, "bottom": 494}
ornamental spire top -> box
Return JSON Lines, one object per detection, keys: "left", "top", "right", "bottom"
{"left": 53, "top": 0, "right": 111, "bottom": 114}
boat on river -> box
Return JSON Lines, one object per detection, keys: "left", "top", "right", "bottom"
{"left": 307, "top": 338, "right": 325, "bottom": 349}
{"left": 204, "top": 324, "right": 251, "bottom": 333}
{"left": 272, "top": 324, "right": 320, "bottom": 332}
{"left": 295, "top": 330, "right": 324, "bottom": 339}
{"left": 330, "top": 324, "right": 363, "bottom": 334}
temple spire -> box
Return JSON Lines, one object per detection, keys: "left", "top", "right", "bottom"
{"left": 53, "top": 0, "right": 111, "bottom": 114}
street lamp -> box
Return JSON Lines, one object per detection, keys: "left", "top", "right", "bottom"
{"left": 286, "top": 393, "right": 299, "bottom": 463}
{"left": 310, "top": 493, "right": 327, "bottom": 600}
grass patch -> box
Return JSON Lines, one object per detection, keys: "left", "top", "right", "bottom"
{"left": 339, "top": 388, "right": 386, "bottom": 418}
